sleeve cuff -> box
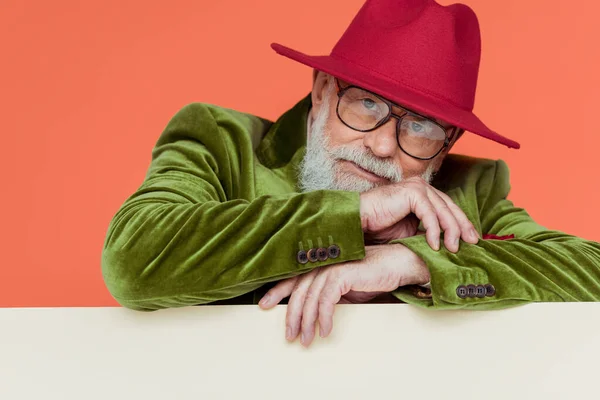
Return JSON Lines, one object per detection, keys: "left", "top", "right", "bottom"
{"left": 293, "top": 190, "right": 366, "bottom": 270}
{"left": 388, "top": 235, "right": 491, "bottom": 309}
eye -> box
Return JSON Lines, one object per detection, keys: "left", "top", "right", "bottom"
{"left": 411, "top": 122, "right": 424, "bottom": 132}
{"left": 361, "top": 98, "right": 377, "bottom": 110}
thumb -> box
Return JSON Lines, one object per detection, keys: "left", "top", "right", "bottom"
{"left": 259, "top": 276, "right": 298, "bottom": 309}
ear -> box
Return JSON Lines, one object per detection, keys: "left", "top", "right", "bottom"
{"left": 310, "top": 70, "right": 330, "bottom": 110}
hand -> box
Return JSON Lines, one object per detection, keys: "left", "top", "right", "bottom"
{"left": 364, "top": 213, "right": 419, "bottom": 245}
{"left": 258, "top": 244, "right": 429, "bottom": 347}
{"left": 359, "top": 176, "right": 479, "bottom": 252}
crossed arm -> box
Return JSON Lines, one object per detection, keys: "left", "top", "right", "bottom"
{"left": 101, "top": 103, "right": 600, "bottom": 345}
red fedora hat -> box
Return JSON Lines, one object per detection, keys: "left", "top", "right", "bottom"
{"left": 271, "top": 0, "right": 520, "bottom": 149}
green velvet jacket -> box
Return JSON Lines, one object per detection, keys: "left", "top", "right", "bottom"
{"left": 101, "top": 94, "right": 600, "bottom": 311}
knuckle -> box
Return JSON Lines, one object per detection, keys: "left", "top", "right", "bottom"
{"left": 324, "top": 277, "right": 344, "bottom": 299}
{"left": 290, "top": 277, "right": 302, "bottom": 291}
{"left": 318, "top": 292, "right": 334, "bottom": 307}
{"left": 286, "top": 296, "right": 299, "bottom": 312}
{"left": 289, "top": 288, "right": 306, "bottom": 305}
{"left": 440, "top": 206, "right": 455, "bottom": 221}
{"left": 285, "top": 315, "right": 294, "bottom": 327}
{"left": 427, "top": 203, "right": 439, "bottom": 216}
{"left": 440, "top": 201, "right": 453, "bottom": 214}
{"left": 449, "top": 226, "right": 461, "bottom": 236}
{"left": 429, "top": 222, "right": 441, "bottom": 233}
{"left": 422, "top": 214, "right": 438, "bottom": 227}
{"left": 302, "top": 304, "right": 316, "bottom": 321}
{"left": 319, "top": 294, "right": 330, "bottom": 310}
{"left": 446, "top": 209, "right": 460, "bottom": 222}
{"left": 448, "top": 223, "right": 461, "bottom": 236}
{"left": 304, "top": 290, "right": 317, "bottom": 303}
{"left": 461, "top": 220, "right": 475, "bottom": 230}
{"left": 285, "top": 316, "right": 298, "bottom": 332}
{"left": 451, "top": 203, "right": 468, "bottom": 219}
{"left": 267, "top": 288, "right": 284, "bottom": 300}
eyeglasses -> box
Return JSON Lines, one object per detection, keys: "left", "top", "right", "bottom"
{"left": 334, "top": 79, "right": 459, "bottom": 160}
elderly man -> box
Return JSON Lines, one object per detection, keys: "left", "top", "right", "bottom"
{"left": 101, "top": 0, "right": 600, "bottom": 347}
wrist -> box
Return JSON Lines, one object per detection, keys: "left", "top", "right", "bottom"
{"left": 395, "top": 243, "right": 430, "bottom": 287}
{"left": 411, "top": 254, "right": 430, "bottom": 286}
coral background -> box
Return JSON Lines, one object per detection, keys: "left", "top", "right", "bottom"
{"left": 0, "top": 0, "right": 597, "bottom": 306}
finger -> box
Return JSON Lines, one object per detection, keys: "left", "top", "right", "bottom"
{"left": 318, "top": 275, "right": 345, "bottom": 338}
{"left": 286, "top": 269, "right": 319, "bottom": 342}
{"left": 426, "top": 188, "right": 461, "bottom": 253}
{"left": 406, "top": 189, "right": 441, "bottom": 251}
{"left": 258, "top": 276, "right": 298, "bottom": 309}
{"left": 436, "top": 189, "right": 479, "bottom": 244}
{"left": 300, "top": 270, "right": 330, "bottom": 347}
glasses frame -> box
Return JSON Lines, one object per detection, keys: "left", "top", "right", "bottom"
{"left": 334, "top": 78, "right": 459, "bottom": 161}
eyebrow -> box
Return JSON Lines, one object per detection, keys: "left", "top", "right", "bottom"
{"left": 390, "top": 102, "right": 451, "bottom": 129}
{"left": 338, "top": 78, "right": 454, "bottom": 129}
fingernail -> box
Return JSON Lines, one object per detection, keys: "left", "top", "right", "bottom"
{"left": 301, "top": 333, "right": 306, "bottom": 344}
{"left": 259, "top": 294, "right": 270, "bottom": 306}
{"left": 455, "top": 237, "right": 460, "bottom": 250}
{"left": 471, "top": 229, "right": 479, "bottom": 241}
{"left": 286, "top": 327, "right": 292, "bottom": 340}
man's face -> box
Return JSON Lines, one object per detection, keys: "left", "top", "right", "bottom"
{"left": 297, "top": 73, "right": 459, "bottom": 193}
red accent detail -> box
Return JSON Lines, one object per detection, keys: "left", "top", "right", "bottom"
{"left": 482, "top": 234, "right": 515, "bottom": 240}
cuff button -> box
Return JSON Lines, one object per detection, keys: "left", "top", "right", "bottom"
{"left": 485, "top": 284, "right": 496, "bottom": 297}
{"left": 467, "top": 284, "right": 477, "bottom": 298}
{"left": 307, "top": 248, "right": 319, "bottom": 262}
{"left": 327, "top": 244, "right": 340, "bottom": 259}
{"left": 456, "top": 285, "right": 468, "bottom": 299}
{"left": 475, "top": 285, "right": 486, "bottom": 298}
{"left": 317, "top": 247, "right": 328, "bottom": 261}
{"left": 296, "top": 250, "right": 309, "bottom": 264}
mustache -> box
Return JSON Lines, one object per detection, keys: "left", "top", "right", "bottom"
{"left": 330, "top": 146, "right": 402, "bottom": 182}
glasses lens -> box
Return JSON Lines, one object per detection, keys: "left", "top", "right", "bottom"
{"left": 338, "top": 87, "right": 389, "bottom": 130}
{"left": 398, "top": 116, "right": 447, "bottom": 159}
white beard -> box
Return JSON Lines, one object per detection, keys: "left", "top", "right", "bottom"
{"left": 297, "top": 82, "right": 438, "bottom": 193}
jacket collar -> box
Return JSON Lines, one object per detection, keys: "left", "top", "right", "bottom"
{"left": 255, "top": 93, "right": 312, "bottom": 169}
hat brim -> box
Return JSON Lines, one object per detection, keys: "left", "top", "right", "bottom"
{"left": 271, "top": 43, "right": 520, "bottom": 149}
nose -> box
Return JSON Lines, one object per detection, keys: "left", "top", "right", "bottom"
{"left": 362, "top": 118, "right": 398, "bottom": 158}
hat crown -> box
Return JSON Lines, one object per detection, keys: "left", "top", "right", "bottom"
{"left": 331, "top": 0, "right": 481, "bottom": 110}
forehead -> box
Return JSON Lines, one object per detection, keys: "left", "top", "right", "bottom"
{"left": 336, "top": 78, "right": 453, "bottom": 129}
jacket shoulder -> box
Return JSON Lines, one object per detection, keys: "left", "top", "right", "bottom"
{"left": 162, "top": 102, "right": 272, "bottom": 151}
{"left": 434, "top": 154, "right": 510, "bottom": 196}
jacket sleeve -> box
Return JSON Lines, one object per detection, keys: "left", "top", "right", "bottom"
{"left": 389, "top": 159, "right": 600, "bottom": 309}
{"left": 101, "top": 103, "right": 365, "bottom": 311}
